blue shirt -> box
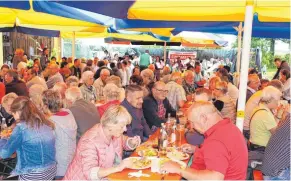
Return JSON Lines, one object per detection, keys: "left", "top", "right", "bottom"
{"left": 0, "top": 122, "right": 56, "bottom": 175}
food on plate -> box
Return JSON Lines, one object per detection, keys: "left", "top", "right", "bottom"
{"left": 167, "top": 150, "right": 189, "bottom": 161}
{"left": 138, "top": 148, "right": 158, "bottom": 157}
{"left": 0, "top": 129, "right": 12, "bottom": 138}
{"left": 136, "top": 144, "right": 152, "bottom": 152}
{"left": 131, "top": 157, "right": 151, "bottom": 169}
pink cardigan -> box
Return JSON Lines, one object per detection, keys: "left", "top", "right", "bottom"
{"left": 63, "top": 124, "right": 130, "bottom": 180}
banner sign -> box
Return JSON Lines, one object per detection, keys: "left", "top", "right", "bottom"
{"left": 168, "top": 51, "right": 197, "bottom": 60}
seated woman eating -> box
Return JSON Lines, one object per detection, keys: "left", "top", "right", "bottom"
{"left": 0, "top": 96, "right": 56, "bottom": 180}
{"left": 64, "top": 105, "right": 140, "bottom": 180}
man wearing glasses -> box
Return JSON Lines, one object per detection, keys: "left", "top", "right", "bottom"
{"left": 142, "top": 81, "right": 176, "bottom": 129}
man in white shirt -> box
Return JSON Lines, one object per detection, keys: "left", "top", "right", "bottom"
{"left": 93, "top": 69, "right": 110, "bottom": 101}
{"left": 46, "top": 63, "right": 64, "bottom": 89}
{"left": 166, "top": 72, "right": 186, "bottom": 110}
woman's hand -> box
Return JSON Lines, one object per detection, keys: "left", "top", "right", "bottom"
{"left": 116, "top": 159, "right": 133, "bottom": 172}
{"left": 128, "top": 136, "right": 141, "bottom": 150}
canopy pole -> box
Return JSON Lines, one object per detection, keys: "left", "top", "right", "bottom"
{"left": 236, "top": 5, "right": 254, "bottom": 132}
{"left": 236, "top": 22, "right": 243, "bottom": 73}
{"left": 163, "top": 41, "right": 166, "bottom": 63}
{"left": 58, "top": 37, "right": 62, "bottom": 61}
{"left": 72, "top": 31, "right": 76, "bottom": 59}
{"left": 0, "top": 33, "right": 3, "bottom": 66}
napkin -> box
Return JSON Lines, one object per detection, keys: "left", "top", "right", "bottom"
{"left": 128, "top": 170, "right": 150, "bottom": 178}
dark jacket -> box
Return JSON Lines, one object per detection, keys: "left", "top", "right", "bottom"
{"left": 0, "top": 105, "right": 15, "bottom": 128}
{"left": 142, "top": 95, "right": 176, "bottom": 128}
{"left": 40, "top": 54, "right": 48, "bottom": 70}
{"left": 111, "top": 67, "right": 123, "bottom": 80}
{"left": 94, "top": 66, "right": 113, "bottom": 80}
{"left": 273, "top": 61, "right": 290, "bottom": 80}
{"left": 5, "top": 80, "right": 29, "bottom": 97}
{"left": 70, "top": 66, "right": 81, "bottom": 79}
{"left": 68, "top": 99, "right": 100, "bottom": 141}
{"left": 121, "top": 99, "right": 152, "bottom": 142}
{"left": 246, "top": 89, "right": 253, "bottom": 103}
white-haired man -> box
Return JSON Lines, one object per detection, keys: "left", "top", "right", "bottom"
{"left": 243, "top": 80, "right": 283, "bottom": 139}
{"left": 65, "top": 87, "right": 100, "bottom": 141}
{"left": 46, "top": 63, "right": 64, "bottom": 89}
{"left": 161, "top": 101, "right": 248, "bottom": 180}
{"left": 166, "top": 72, "right": 186, "bottom": 110}
{"left": 80, "top": 71, "right": 97, "bottom": 103}
{"left": 93, "top": 69, "right": 110, "bottom": 101}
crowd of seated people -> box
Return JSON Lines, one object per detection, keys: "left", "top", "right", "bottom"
{"left": 0, "top": 49, "right": 289, "bottom": 180}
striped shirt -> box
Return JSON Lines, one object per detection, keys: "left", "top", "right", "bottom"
{"left": 19, "top": 164, "right": 57, "bottom": 181}
{"left": 262, "top": 114, "right": 290, "bottom": 177}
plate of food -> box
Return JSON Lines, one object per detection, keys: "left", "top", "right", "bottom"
{"left": 166, "top": 148, "right": 189, "bottom": 161}
{"left": 125, "top": 157, "right": 152, "bottom": 170}
{"left": 137, "top": 148, "right": 158, "bottom": 157}
{"left": 0, "top": 129, "right": 12, "bottom": 138}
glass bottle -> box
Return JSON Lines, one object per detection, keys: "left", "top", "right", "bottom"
{"left": 158, "top": 123, "right": 168, "bottom": 157}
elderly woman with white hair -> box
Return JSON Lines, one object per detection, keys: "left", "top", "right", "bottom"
{"left": 29, "top": 84, "right": 47, "bottom": 114}
{"left": 97, "top": 83, "right": 121, "bottom": 117}
{"left": 63, "top": 105, "right": 140, "bottom": 180}
{"left": 42, "top": 90, "right": 77, "bottom": 179}
{"left": 65, "top": 76, "right": 79, "bottom": 88}
{"left": 105, "top": 75, "right": 125, "bottom": 102}
{"left": 0, "top": 93, "right": 18, "bottom": 129}
{"left": 250, "top": 86, "right": 282, "bottom": 150}
{"left": 53, "top": 82, "right": 68, "bottom": 100}
{"left": 80, "top": 71, "right": 97, "bottom": 103}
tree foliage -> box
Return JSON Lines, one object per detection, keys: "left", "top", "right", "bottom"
{"left": 232, "top": 38, "right": 290, "bottom": 68}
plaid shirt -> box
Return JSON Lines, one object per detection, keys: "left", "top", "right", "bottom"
{"left": 182, "top": 80, "right": 195, "bottom": 95}
{"left": 166, "top": 81, "right": 186, "bottom": 110}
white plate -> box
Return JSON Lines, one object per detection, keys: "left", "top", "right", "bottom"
{"left": 125, "top": 157, "right": 152, "bottom": 170}
{"left": 167, "top": 151, "right": 189, "bottom": 161}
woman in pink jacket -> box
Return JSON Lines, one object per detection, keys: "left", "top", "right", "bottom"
{"left": 63, "top": 105, "right": 141, "bottom": 180}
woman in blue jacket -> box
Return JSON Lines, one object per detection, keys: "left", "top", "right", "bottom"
{"left": 0, "top": 96, "right": 56, "bottom": 180}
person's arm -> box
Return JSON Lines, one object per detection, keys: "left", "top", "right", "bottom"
{"left": 141, "top": 116, "right": 152, "bottom": 138}
{"left": 78, "top": 139, "right": 123, "bottom": 180}
{"left": 178, "top": 100, "right": 185, "bottom": 108}
{"left": 0, "top": 125, "right": 22, "bottom": 159}
{"left": 261, "top": 111, "right": 278, "bottom": 135}
{"left": 143, "top": 98, "right": 165, "bottom": 127}
{"left": 164, "top": 98, "right": 177, "bottom": 118}
{"left": 177, "top": 86, "right": 186, "bottom": 108}
{"left": 161, "top": 140, "right": 228, "bottom": 180}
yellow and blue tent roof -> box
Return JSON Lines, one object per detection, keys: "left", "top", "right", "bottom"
{"left": 0, "top": 0, "right": 289, "bottom": 39}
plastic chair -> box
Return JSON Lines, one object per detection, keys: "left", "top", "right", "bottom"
{"left": 0, "top": 158, "right": 17, "bottom": 179}
{"left": 253, "top": 169, "right": 264, "bottom": 180}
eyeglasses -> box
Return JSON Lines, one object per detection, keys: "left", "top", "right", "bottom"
{"left": 154, "top": 88, "right": 168, "bottom": 94}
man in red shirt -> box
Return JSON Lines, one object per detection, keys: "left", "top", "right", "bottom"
{"left": 161, "top": 101, "right": 248, "bottom": 180}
